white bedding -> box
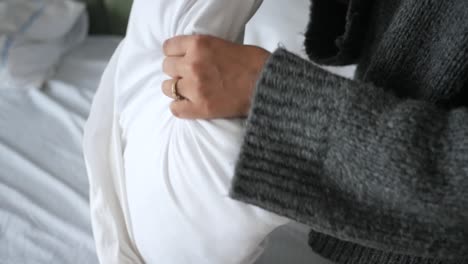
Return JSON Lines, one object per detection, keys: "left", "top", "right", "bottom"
{"left": 0, "top": 37, "right": 121, "bottom": 264}
{"left": 0, "top": 35, "right": 332, "bottom": 264}
{"left": 0, "top": 0, "right": 346, "bottom": 263}
{"left": 85, "top": 0, "right": 339, "bottom": 263}
{"left": 119, "top": 1, "right": 288, "bottom": 263}
{"left": 0, "top": 0, "right": 88, "bottom": 90}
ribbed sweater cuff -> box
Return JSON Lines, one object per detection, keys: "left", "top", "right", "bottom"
{"left": 308, "top": 231, "right": 464, "bottom": 264}
{"left": 231, "top": 48, "right": 345, "bottom": 224}
{"left": 230, "top": 48, "right": 465, "bottom": 264}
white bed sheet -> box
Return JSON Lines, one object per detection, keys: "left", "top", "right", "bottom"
{"left": 0, "top": 36, "right": 121, "bottom": 264}
{"left": 0, "top": 0, "right": 346, "bottom": 262}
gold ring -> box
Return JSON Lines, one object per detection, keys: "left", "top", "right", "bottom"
{"left": 171, "top": 79, "right": 183, "bottom": 101}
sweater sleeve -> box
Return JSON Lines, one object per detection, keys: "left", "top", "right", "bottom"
{"left": 304, "top": 0, "right": 372, "bottom": 65}
{"left": 230, "top": 48, "right": 468, "bottom": 259}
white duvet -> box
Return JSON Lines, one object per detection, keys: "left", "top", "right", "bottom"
{"left": 83, "top": 0, "right": 289, "bottom": 263}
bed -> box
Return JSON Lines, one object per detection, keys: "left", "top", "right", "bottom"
{"left": 0, "top": 0, "right": 350, "bottom": 263}
{"left": 0, "top": 36, "right": 120, "bottom": 264}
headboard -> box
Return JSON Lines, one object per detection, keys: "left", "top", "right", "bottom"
{"left": 80, "top": 0, "right": 133, "bottom": 35}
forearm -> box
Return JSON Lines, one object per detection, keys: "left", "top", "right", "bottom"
{"left": 231, "top": 48, "right": 468, "bottom": 259}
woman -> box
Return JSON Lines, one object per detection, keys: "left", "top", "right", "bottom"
{"left": 161, "top": 0, "right": 468, "bottom": 263}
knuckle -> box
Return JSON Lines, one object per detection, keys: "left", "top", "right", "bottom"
{"left": 188, "top": 61, "right": 203, "bottom": 76}
{"left": 202, "top": 100, "right": 215, "bottom": 115}
{"left": 162, "top": 39, "right": 171, "bottom": 54}
{"left": 170, "top": 104, "right": 181, "bottom": 118}
{"left": 191, "top": 35, "right": 208, "bottom": 50}
{"left": 192, "top": 78, "right": 204, "bottom": 93}
{"left": 198, "top": 85, "right": 212, "bottom": 100}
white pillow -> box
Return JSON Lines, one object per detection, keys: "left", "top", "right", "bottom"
{"left": 117, "top": 0, "right": 289, "bottom": 263}
{"left": 0, "top": 0, "right": 87, "bottom": 89}
{"left": 84, "top": 0, "right": 289, "bottom": 263}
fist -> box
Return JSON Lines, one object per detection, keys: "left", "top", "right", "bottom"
{"left": 161, "top": 35, "right": 270, "bottom": 119}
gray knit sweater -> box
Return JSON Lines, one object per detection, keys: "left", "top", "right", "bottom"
{"left": 231, "top": 0, "right": 468, "bottom": 263}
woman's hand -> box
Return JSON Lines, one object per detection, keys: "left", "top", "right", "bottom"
{"left": 162, "top": 35, "right": 270, "bottom": 119}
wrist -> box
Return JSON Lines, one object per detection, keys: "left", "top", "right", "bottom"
{"left": 242, "top": 46, "right": 270, "bottom": 116}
